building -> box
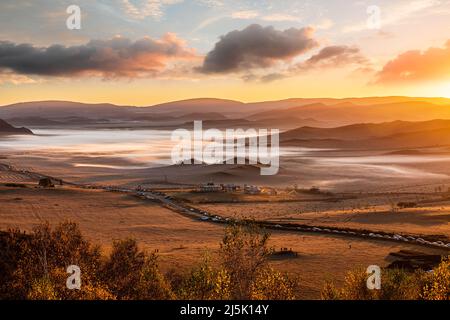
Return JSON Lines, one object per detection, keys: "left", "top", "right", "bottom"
{"left": 244, "top": 184, "right": 261, "bottom": 194}
{"left": 199, "top": 182, "right": 222, "bottom": 193}
{"left": 221, "top": 184, "right": 240, "bottom": 192}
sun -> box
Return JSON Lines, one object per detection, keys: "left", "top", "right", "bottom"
{"left": 419, "top": 82, "right": 450, "bottom": 98}
{"left": 435, "top": 82, "right": 450, "bottom": 98}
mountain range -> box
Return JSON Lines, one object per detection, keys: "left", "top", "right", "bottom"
{"left": 1, "top": 97, "right": 450, "bottom": 126}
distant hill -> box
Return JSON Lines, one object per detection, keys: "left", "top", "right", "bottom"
{"left": 0, "top": 101, "right": 136, "bottom": 120}
{"left": 176, "top": 112, "right": 228, "bottom": 121}
{"left": 6, "top": 116, "right": 63, "bottom": 127}
{"left": 142, "top": 98, "right": 245, "bottom": 116}
{"left": 259, "top": 101, "right": 450, "bottom": 126}
{"left": 1, "top": 97, "right": 450, "bottom": 126}
{"left": 281, "top": 120, "right": 450, "bottom": 150}
{"left": 143, "top": 96, "right": 450, "bottom": 118}
{"left": 250, "top": 103, "right": 327, "bottom": 121}
{"left": 282, "top": 120, "right": 450, "bottom": 140}
{"left": 0, "top": 119, "right": 33, "bottom": 135}
{"left": 248, "top": 103, "right": 329, "bottom": 127}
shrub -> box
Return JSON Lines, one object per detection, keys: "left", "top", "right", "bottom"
{"left": 177, "top": 254, "right": 231, "bottom": 300}
{"left": 1, "top": 223, "right": 100, "bottom": 299}
{"left": 250, "top": 268, "right": 298, "bottom": 300}
{"left": 0, "top": 229, "right": 33, "bottom": 299}
{"left": 220, "top": 223, "right": 271, "bottom": 299}
{"left": 13, "top": 221, "right": 447, "bottom": 301}
{"left": 421, "top": 257, "right": 450, "bottom": 300}
{"left": 321, "top": 259, "right": 449, "bottom": 300}
{"left": 0, "top": 222, "right": 111, "bottom": 300}
{"left": 219, "top": 223, "right": 300, "bottom": 300}
{"left": 27, "top": 277, "right": 59, "bottom": 300}
{"left": 101, "top": 238, "right": 173, "bottom": 300}
{"left": 397, "top": 202, "right": 417, "bottom": 209}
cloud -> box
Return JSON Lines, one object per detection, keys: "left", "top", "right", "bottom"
{"left": 231, "top": 11, "right": 300, "bottom": 22}
{"left": 298, "top": 45, "right": 370, "bottom": 70}
{"left": 194, "top": 11, "right": 301, "bottom": 33}
{"left": 315, "top": 18, "right": 334, "bottom": 30}
{"left": 196, "top": 0, "right": 224, "bottom": 7}
{"left": 375, "top": 40, "right": 450, "bottom": 83}
{"left": 191, "top": 15, "right": 228, "bottom": 33}
{"left": 120, "top": 0, "right": 183, "bottom": 20}
{"left": 198, "top": 24, "right": 318, "bottom": 74}
{"left": 255, "top": 45, "right": 371, "bottom": 82}
{"left": 0, "top": 34, "right": 198, "bottom": 79}
{"left": 120, "top": 0, "right": 225, "bottom": 20}
{"left": 0, "top": 71, "right": 37, "bottom": 85}
{"left": 231, "top": 10, "right": 259, "bottom": 19}
{"left": 259, "top": 72, "right": 288, "bottom": 83}
{"left": 261, "top": 14, "right": 299, "bottom": 22}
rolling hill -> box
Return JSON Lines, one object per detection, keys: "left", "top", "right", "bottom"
{"left": 1, "top": 97, "right": 450, "bottom": 127}
{"left": 251, "top": 101, "right": 450, "bottom": 126}
{"left": 0, "top": 119, "right": 33, "bottom": 135}
{"left": 140, "top": 98, "right": 245, "bottom": 115}
{"left": 281, "top": 120, "right": 450, "bottom": 150}
{"left": 0, "top": 101, "right": 136, "bottom": 120}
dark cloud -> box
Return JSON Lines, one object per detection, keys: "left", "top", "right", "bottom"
{"left": 299, "top": 45, "right": 369, "bottom": 70}
{"left": 198, "top": 24, "right": 319, "bottom": 74}
{"left": 375, "top": 40, "right": 450, "bottom": 84}
{"left": 259, "top": 73, "right": 287, "bottom": 83}
{"left": 0, "top": 34, "right": 197, "bottom": 78}
{"left": 257, "top": 45, "right": 370, "bottom": 82}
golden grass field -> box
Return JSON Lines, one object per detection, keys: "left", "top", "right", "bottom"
{"left": 0, "top": 183, "right": 448, "bottom": 298}
{"left": 194, "top": 198, "right": 450, "bottom": 237}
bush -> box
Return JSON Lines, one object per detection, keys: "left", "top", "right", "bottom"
{"left": 397, "top": 202, "right": 417, "bottom": 209}
{"left": 0, "top": 221, "right": 302, "bottom": 300}
{"left": 421, "top": 257, "right": 450, "bottom": 300}
{"left": 101, "top": 238, "right": 173, "bottom": 300}
{"left": 0, "top": 222, "right": 114, "bottom": 300}
{"left": 321, "top": 259, "right": 449, "bottom": 300}
{"left": 220, "top": 223, "right": 271, "bottom": 299}
{"left": 0, "top": 229, "right": 33, "bottom": 299}
{"left": 1, "top": 223, "right": 174, "bottom": 300}
{"left": 177, "top": 254, "right": 231, "bottom": 300}
{"left": 250, "top": 267, "right": 298, "bottom": 300}
{"left": 219, "top": 223, "right": 301, "bottom": 300}
{"left": 9, "top": 221, "right": 447, "bottom": 301}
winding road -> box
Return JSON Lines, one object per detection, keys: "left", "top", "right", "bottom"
{"left": 1, "top": 162, "right": 449, "bottom": 251}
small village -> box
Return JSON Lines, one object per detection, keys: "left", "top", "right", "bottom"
{"left": 197, "top": 182, "right": 277, "bottom": 195}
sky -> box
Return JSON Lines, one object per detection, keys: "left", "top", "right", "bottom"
{"left": 0, "top": 0, "right": 449, "bottom": 106}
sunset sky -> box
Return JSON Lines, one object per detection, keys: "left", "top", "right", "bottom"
{"left": 0, "top": 0, "right": 450, "bottom": 106}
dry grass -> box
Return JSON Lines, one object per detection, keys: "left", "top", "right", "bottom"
{"left": 1, "top": 185, "right": 447, "bottom": 298}
{"left": 195, "top": 198, "right": 450, "bottom": 237}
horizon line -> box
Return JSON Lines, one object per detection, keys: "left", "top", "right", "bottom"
{"left": 2, "top": 95, "right": 450, "bottom": 108}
